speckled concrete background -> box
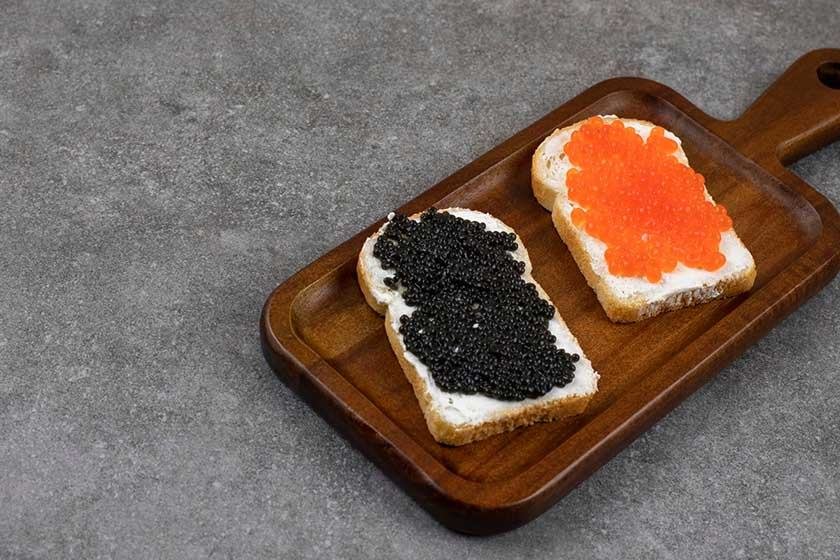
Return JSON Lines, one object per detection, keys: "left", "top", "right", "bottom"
{"left": 1, "top": 1, "right": 838, "bottom": 558}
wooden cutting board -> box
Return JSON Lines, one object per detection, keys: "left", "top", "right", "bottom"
{"left": 261, "top": 49, "right": 840, "bottom": 535}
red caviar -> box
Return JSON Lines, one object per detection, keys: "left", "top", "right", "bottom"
{"left": 565, "top": 117, "right": 732, "bottom": 283}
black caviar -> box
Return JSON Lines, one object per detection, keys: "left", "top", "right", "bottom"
{"left": 373, "top": 208, "right": 578, "bottom": 401}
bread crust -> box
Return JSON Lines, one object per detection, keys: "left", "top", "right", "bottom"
{"left": 357, "top": 209, "right": 597, "bottom": 446}
{"left": 356, "top": 247, "right": 387, "bottom": 315}
{"left": 533, "top": 117, "right": 756, "bottom": 323}
{"left": 531, "top": 151, "right": 560, "bottom": 211}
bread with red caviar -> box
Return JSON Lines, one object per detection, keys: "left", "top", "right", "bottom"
{"left": 358, "top": 208, "right": 599, "bottom": 445}
{"left": 532, "top": 115, "right": 756, "bottom": 323}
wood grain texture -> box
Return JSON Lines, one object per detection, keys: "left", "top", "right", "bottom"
{"left": 260, "top": 49, "right": 840, "bottom": 535}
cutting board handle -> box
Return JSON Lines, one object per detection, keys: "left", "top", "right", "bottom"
{"left": 718, "top": 49, "right": 840, "bottom": 166}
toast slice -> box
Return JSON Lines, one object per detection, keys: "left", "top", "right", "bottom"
{"left": 532, "top": 115, "right": 756, "bottom": 323}
{"left": 357, "top": 208, "right": 599, "bottom": 446}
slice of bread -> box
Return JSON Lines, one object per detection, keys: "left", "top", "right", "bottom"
{"left": 532, "top": 115, "right": 756, "bottom": 323}
{"left": 357, "top": 208, "right": 599, "bottom": 446}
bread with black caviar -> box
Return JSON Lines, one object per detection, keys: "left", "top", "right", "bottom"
{"left": 357, "top": 207, "right": 599, "bottom": 446}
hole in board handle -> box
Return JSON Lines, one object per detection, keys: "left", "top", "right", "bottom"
{"left": 817, "top": 62, "right": 840, "bottom": 89}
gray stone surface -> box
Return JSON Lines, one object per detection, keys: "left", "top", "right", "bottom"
{"left": 1, "top": 1, "right": 838, "bottom": 558}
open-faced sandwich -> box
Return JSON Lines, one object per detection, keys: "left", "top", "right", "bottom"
{"left": 532, "top": 115, "right": 756, "bottom": 322}
{"left": 357, "top": 208, "right": 599, "bottom": 445}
